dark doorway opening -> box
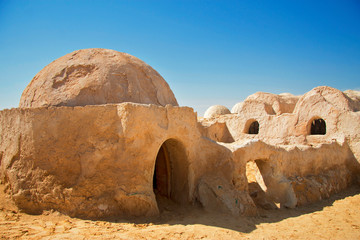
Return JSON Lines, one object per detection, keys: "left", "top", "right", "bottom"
{"left": 310, "top": 118, "right": 326, "bottom": 135}
{"left": 153, "top": 139, "right": 189, "bottom": 211}
{"left": 248, "top": 121, "right": 259, "bottom": 134}
{"left": 153, "top": 144, "right": 171, "bottom": 198}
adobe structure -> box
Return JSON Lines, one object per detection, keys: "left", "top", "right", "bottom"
{"left": 0, "top": 48, "right": 359, "bottom": 219}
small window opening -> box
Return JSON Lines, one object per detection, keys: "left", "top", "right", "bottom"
{"left": 248, "top": 121, "right": 259, "bottom": 134}
{"left": 310, "top": 118, "right": 326, "bottom": 135}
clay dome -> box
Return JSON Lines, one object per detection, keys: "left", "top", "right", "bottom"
{"left": 344, "top": 89, "right": 360, "bottom": 102}
{"left": 343, "top": 90, "right": 360, "bottom": 112}
{"left": 19, "top": 48, "right": 178, "bottom": 108}
{"left": 204, "top": 105, "right": 231, "bottom": 118}
{"left": 231, "top": 102, "right": 244, "bottom": 114}
{"left": 293, "top": 86, "right": 356, "bottom": 114}
{"left": 232, "top": 92, "right": 300, "bottom": 116}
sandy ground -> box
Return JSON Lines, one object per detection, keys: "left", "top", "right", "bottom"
{"left": 1, "top": 184, "right": 360, "bottom": 240}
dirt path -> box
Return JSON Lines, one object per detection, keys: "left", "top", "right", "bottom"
{"left": 1, "top": 185, "right": 360, "bottom": 239}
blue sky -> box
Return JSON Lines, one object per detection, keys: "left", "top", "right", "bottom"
{"left": 0, "top": 0, "right": 359, "bottom": 115}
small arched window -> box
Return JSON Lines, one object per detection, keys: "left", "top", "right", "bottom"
{"left": 310, "top": 118, "right": 326, "bottom": 135}
{"left": 248, "top": 121, "right": 259, "bottom": 134}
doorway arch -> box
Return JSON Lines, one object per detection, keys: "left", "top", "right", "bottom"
{"left": 153, "top": 139, "right": 189, "bottom": 204}
{"left": 248, "top": 121, "right": 259, "bottom": 134}
{"left": 246, "top": 160, "right": 277, "bottom": 209}
{"left": 246, "top": 159, "right": 296, "bottom": 208}
{"left": 244, "top": 119, "right": 259, "bottom": 134}
{"left": 310, "top": 118, "right": 326, "bottom": 135}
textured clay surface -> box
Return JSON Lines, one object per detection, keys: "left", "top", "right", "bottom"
{"left": 19, "top": 48, "right": 178, "bottom": 108}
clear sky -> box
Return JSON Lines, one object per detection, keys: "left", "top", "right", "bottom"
{"left": 1, "top": 0, "right": 359, "bottom": 115}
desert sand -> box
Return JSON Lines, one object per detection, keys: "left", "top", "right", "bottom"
{"left": 1, "top": 183, "right": 359, "bottom": 240}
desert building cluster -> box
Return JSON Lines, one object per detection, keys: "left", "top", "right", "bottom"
{"left": 0, "top": 48, "right": 359, "bottom": 219}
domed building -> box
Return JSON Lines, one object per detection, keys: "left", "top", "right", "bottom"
{"left": 0, "top": 49, "right": 255, "bottom": 218}
{"left": 20, "top": 48, "right": 178, "bottom": 108}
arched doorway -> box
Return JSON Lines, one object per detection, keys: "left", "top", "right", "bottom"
{"left": 310, "top": 118, "right": 326, "bottom": 135}
{"left": 246, "top": 159, "right": 297, "bottom": 209}
{"left": 153, "top": 139, "right": 189, "bottom": 205}
{"left": 246, "top": 160, "right": 277, "bottom": 210}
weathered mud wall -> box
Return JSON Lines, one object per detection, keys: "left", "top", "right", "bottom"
{"left": 0, "top": 103, "right": 255, "bottom": 218}
{"left": 227, "top": 140, "right": 356, "bottom": 208}
{"left": 201, "top": 87, "right": 360, "bottom": 161}
{"left": 200, "top": 86, "right": 360, "bottom": 208}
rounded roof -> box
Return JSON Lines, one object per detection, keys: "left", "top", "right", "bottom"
{"left": 293, "top": 86, "right": 356, "bottom": 114}
{"left": 343, "top": 90, "right": 360, "bottom": 112}
{"left": 204, "top": 105, "right": 231, "bottom": 118}
{"left": 232, "top": 92, "right": 299, "bottom": 116}
{"left": 231, "top": 102, "right": 244, "bottom": 114}
{"left": 19, "top": 48, "right": 178, "bottom": 108}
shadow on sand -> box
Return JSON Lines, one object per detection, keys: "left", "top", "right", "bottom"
{"left": 105, "top": 184, "right": 360, "bottom": 234}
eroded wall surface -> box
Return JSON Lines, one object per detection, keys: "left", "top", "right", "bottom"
{"left": 200, "top": 86, "right": 360, "bottom": 208}
{"left": 0, "top": 103, "right": 255, "bottom": 218}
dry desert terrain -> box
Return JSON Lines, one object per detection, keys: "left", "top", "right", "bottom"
{"left": 1, "top": 183, "right": 360, "bottom": 240}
